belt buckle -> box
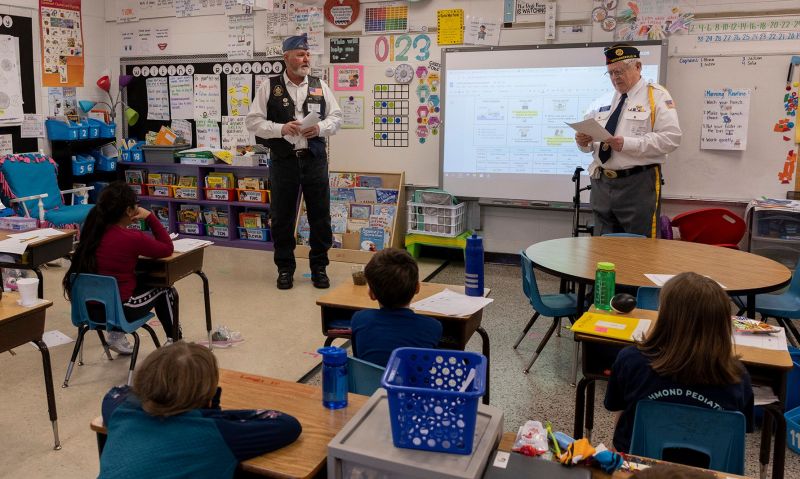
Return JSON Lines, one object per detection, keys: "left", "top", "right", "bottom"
{"left": 603, "top": 169, "right": 618, "bottom": 179}
{"left": 294, "top": 149, "right": 305, "bottom": 158}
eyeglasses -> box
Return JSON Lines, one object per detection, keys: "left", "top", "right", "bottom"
{"left": 605, "top": 66, "right": 629, "bottom": 78}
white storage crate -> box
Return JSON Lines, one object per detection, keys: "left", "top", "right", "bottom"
{"left": 406, "top": 201, "right": 466, "bottom": 237}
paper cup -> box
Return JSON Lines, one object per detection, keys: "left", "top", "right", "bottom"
{"left": 17, "top": 278, "right": 39, "bottom": 306}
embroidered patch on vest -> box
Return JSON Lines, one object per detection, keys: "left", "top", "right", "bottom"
{"left": 273, "top": 85, "right": 284, "bottom": 97}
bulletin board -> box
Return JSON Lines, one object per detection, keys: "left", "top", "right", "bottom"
{"left": 120, "top": 53, "right": 285, "bottom": 144}
{"left": 0, "top": 15, "right": 38, "bottom": 154}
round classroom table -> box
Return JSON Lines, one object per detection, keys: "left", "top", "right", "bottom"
{"left": 524, "top": 236, "right": 792, "bottom": 318}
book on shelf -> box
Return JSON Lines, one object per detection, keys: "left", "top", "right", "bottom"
{"left": 376, "top": 189, "right": 399, "bottom": 204}
{"left": 178, "top": 204, "right": 202, "bottom": 223}
{"left": 203, "top": 207, "right": 228, "bottom": 226}
{"left": 331, "top": 202, "right": 348, "bottom": 234}
{"left": 372, "top": 204, "right": 396, "bottom": 218}
{"left": 347, "top": 218, "right": 368, "bottom": 233}
{"left": 330, "top": 172, "right": 357, "bottom": 187}
{"left": 237, "top": 177, "right": 267, "bottom": 190}
{"left": 354, "top": 187, "right": 378, "bottom": 204}
{"left": 296, "top": 215, "right": 310, "bottom": 245}
{"left": 330, "top": 187, "right": 356, "bottom": 202}
{"left": 358, "top": 175, "right": 383, "bottom": 188}
{"left": 125, "top": 169, "right": 145, "bottom": 185}
{"left": 349, "top": 203, "right": 372, "bottom": 220}
{"left": 359, "top": 227, "right": 385, "bottom": 252}
{"left": 205, "top": 172, "right": 235, "bottom": 188}
{"left": 148, "top": 173, "right": 163, "bottom": 185}
{"left": 239, "top": 211, "right": 268, "bottom": 228}
{"left": 149, "top": 173, "right": 177, "bottom": 185}
{"left": 178, "top": 176, "right": 198, "bottom": 187}
{"left": 152, "top": 205, "right": 169, "bottom": 222}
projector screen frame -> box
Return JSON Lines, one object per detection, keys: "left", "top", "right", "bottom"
{"left": 439, "top": 40, "right": 667, "bottom": 204}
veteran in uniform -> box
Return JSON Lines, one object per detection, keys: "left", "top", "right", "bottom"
{"left": 246, "top": 34, "right": 342, "bottom": 290}
{"left": 575, "top": 44, "right": 682, "bottom": 237}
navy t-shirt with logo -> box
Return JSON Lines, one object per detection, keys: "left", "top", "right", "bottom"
{"left": 604, "top": 346, "right": 754, "bottom": 452}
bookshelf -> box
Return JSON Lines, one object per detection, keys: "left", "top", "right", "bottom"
{"left": 294, "top": 171, "right": 406, "bottom": 264}
{"left": 120, "top": 161, "right": 272, "bottom": 251}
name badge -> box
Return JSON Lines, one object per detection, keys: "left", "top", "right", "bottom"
{"left": 599, "top": 105, "right": 611, "bottom": 112}
{"left": 308, "top": 104, "right": 321, "bottom": 113}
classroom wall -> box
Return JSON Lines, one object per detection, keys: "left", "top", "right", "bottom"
{"left": 98, "top": 0, "right": 795, "bottom": 252}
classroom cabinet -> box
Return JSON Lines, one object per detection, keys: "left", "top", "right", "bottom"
{"left": 748, "top": 208, "right": 800, "bottom": 270}
{"left": 50, "top": 138, "right": 119, "bottom": 202}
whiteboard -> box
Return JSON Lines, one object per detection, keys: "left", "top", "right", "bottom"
{"left": 663, "top": 53, "right": 798, "bottom": 201}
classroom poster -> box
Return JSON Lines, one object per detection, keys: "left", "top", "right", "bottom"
{"left": 264, "top": 0, "right": 289, "bottom": 55}
{"left": 121, "top": 27, "right": 172, "bottom": 56}
{"left": 0, "top": 35, "right": 24, "bottom": 126}
{"left": 39, "top": 0, "right": 84, "bottom": 87}
{"left": 616, "top": 0, "right": 695, "bottom": 41}
{"left": 115, "top": 0, "right": 139, "bottom": 23}
{"left": 175, "top": 0, "right": 224, "bottom": 18}
{"left": 226, "top": 73, "right": 252, "bottom": 116}
{"left": 221, "top": 115, "right": 252, "bottom": 149}
{"left": 193, "top": 74, "right": 222, "bottom": 121}
{"left": 436, "top": 9, "right": 464, "bottom": 45}
{"left": 47, "top": 86, "right": 77, "bottom": 118}
{"left": 171, "top": 119, "right": 193, "bottom": 145}
{"left": 339, "top": 95, "right": 364, "bottom": 129}
{"left": 227, "top": 13, "right": 254, "bottom": 60}
{"left": 169, "top": 75, "right": 194, "bottom": 119}
{"left": 701, "top": 88, "right": 751, "bottom": 151}
{"left": 254, "top": 74, "right": 271, "bottom": 93}
{"left": 146, "top": 77, "right": 170, "bottom": 121}
{"left": 464, "top": 16, "right": 501, "bottom": 46}
{"left": 195, "top": 117, "right": 220, "bottom": 148}
{"left": 225, "top": 0, "right": 256, "bottom": 15}
{"left": 291, "top": 4, "right": 324, "bottom": 55}
{"left": 333, "top": 65, "right": 363, "bottom": 91}
{"left": 21, "top": 114, "right": 46, "bottom": 138}
{"left": 0, "top": 134, "right": 12, "bottom": 155}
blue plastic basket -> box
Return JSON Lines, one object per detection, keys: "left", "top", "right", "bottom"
{"left": 237, "top": 227, "right": 270, "bottom": 242}
{"left": 45, "top": 119, "right": 80, "bottom": 140}
{"left": 380, "top": 347, "right": 487, "bottom": 455}
{"left": 787, "top": 406, "right": 800, "bottom": 454}
{"left": 90, "top": 149, "right": 117, "bottom": 171}
{"left": 71, "top": 154, "right": 95, "bottom": 175}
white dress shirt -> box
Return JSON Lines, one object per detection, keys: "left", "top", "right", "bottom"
{"left": 245, "top": 72, "right": 343, "bottom": 150}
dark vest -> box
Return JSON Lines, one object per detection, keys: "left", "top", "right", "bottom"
{"left": 258, "top": 74, "right": 327, "bottom": 160}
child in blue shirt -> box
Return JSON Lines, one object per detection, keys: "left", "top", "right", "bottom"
{"left": 604, "top": 272, "right": 753, "bottom": 453}
{"left": 98, "top": 342, "right": 301, "bottom": 479}
{"left": 351, "top": 248, "right": 443, "bottom": 367}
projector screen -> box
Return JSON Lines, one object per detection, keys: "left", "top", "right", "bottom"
{"left": 441, "top": 42, "right": 665, "bottom": 203}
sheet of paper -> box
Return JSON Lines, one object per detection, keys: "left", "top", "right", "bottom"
{"left": 8, "top": 228, "right": 65, "bottom": 240}
{"left": 227, "top": 13, "right": 254, "bottom": 60}
{"left": 146, "top": 77, "right": 170, "bottom": 121}
{"left": 631, "top": 319, "right": 652, "bottom": 341}
{"left": 644, "top": 273, "right": 726, "bottom": 288}
{"left": 732, "top": 328, "right": 788, "bottom": 351}
{"left": 172, "top": 238, "right": 213, "bottom": 253}
{"left": 300, "top": 111, "right": 321, "bottom": 129}
{"left": 194, "top": 74, "right": 222, "bottom": 121}
{"left": 410, "top": 288, "right": 494, "bottom": 317}
{"left": 29, "top": 330, "right": 74, "bottom": 350}
{"left": 566, "top": 118, "right": 612, "bottom": 141}
{"left": 752, "top": 385, "right": 779, "bottom": 406}
{"left": 21, "top": 114, "right": 46, "bottom": 138}
{"left": 0, "top": 238, "right": 29, "bottom": 254}
{"left": 169, "top": 75, "right": 194, "bottom": 120}
{"left": 226, "top": 73, "right": 253, "bottom": 116}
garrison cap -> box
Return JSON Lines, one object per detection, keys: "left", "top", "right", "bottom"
{"left": 604, "top": 44, "right": 640, "bottom": 64}
{"left": 283, "top": 33, "right": 309, "bottom": 52}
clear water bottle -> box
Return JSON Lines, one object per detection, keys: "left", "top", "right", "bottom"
{"left": 594, "top": 262, "right": 616, "bottom": 310}
{"left": 465, "top": 234, "right": 484, "bottom": 297}
{"left": 317, "top": 346, "right": 348, "bottom": 409}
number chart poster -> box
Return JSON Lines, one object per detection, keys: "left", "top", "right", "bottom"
{"left": 39, "top": 0, "right": 84, "bottom": 87}
{"left": 363, "top": 1, "right": 408, "bottom": 35}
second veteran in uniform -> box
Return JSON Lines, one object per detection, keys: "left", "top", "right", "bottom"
{"left": 575, "top": 44, "right": 682, "bottom": 238}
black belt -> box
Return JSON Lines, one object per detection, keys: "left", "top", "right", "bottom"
{"left": 291, "top": 149, "right": 311, "bottom": 158}
{"left": 599, "top": 164, "right": 657, "bottom": 179}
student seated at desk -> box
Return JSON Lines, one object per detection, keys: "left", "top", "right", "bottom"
{"left": 604, "top": 272, "right": 754, "bottom": 453}
{"left": 99, "top": 342, "right": 302, "bottom": 479}
{"left": 63, "top": 181, "right": 177, "bottom": 355}
{"left": 351, "top": 248, "right": 443, "bottom": 367}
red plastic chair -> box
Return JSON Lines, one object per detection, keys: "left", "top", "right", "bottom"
{"left": 670, "top": 208, "right": 746, "bottom": 249}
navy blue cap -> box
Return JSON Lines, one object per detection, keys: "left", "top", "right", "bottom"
{"left": 283, "top": 33, "right": 309, "bottom": 52}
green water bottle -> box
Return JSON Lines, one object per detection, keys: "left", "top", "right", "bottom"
{"left": 594, "top": 262, "right": 616, "bottom": 310}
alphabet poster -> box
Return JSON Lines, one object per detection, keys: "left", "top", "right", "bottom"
{"left": 39, "top": 0, "right": 84, "bottom": 86}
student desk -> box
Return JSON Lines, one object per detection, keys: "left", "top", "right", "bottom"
{"left": 495, "top": 431, "right": 751, "bottom": 478}
{"left": 316, "top": 282, "right": 493, "bottom": 404}
{"left": 136, "top": 245, "right": 213, "bottom": 345}
{"left": 0, "top": 293, "right": 59, "bottom": 449}
{"left": 91, "top": 369, "right": 368, "bottom": 478}
{"left": 572, "top": 308, "right": 792, "bottom": 479}
{"left": 0, "top": 228, "right": 76, "bottom": 299}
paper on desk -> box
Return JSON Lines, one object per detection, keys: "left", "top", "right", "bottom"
{"left": 410, "top": 289, "right": 493, "bottom": 317}
{"left": 7, "top": 228, "right": 64, "bottom": 240}
{"left": 29, "top": 330, "right": 74, "bottom": 350}
{"left": 0, "top": 238, "right": 29, "bottom": 254}
{"left": 300, "top": 111, "right": 321, "bottom": 129}
{"left": 752, "top": 385, "right": 779, "bottom": 406}
{"left": 644, "top": 273, "right": 726, "bottom": 289}
{"left": 733, "top": 328, "right": 788, "bottom": 351}
{"left": 172, "top": 238, "right": 213, "bottom": 253}
{"left": 566, "top": 118, "right": 612, "bottom": 141}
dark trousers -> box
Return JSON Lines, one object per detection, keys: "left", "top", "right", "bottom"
{"left": 122, "top": 285, "right": 179, "bottom": 339}
{"left": 269, "top": 152, "right": 332, "bottom": 272}
{"left": 590, "top": 166, "right": 662, "bottom": 238}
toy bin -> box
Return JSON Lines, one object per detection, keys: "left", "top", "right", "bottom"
{"left": 90, "top": 148, "right": 117, "bottom": 172}
{"left": 206, "top": 224, "right": 229, "bottom": 238}
{"left": 72, "top": 154, "right": 96, "bottom": 176}
{"left": 407, "top": 201, "right": 466, "bottom": 238}
{"left": 146, "top": 184, "right": 172, "bottom": 197}
{"left": 237, "top": 189, "right": 270, "bottom": 203}
{"left": 204, "top": 187, "right": 234, "bottom": 201}
{"left": 178, "top": 222, "right": 205, "bottom": 236}
{"left": 0, "top": 216, "right": 39, "bottom": 231}
{"left": 381, "top": 347, "right": 487, "bottom": 455}
{"left": 238, "top": 227, "right": 270, "bottom": 242}
{"left": 171, "top": 185, "right": 199, "bottom": 200}
{"left": 45, "top": 119, "right": 80, "bottom": 140}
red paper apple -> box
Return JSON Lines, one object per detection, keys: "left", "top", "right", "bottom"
{"left": 324, "top": 0, "right": 359, "bottom": 29}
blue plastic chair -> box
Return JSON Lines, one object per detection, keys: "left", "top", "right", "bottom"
{"left": 602, "top": 233, "right": 647, "bottom": 238}
{"left": 738, "top": 263, "right": 800, "bottom": 346}
{"left": 630, "top": 400, "right": 746, "bottom": 475}
{"left": 63, "top": 274, "right": 161, "bottom": 387}
{"left": 0, "top": 153, "right": 93, "bottom": 229}
{"left": 347, "top": 356, "right": 385, "bottom": 396}
{"left": 636, "top": 287, "right": 661, "bottom": 311}
{"left": 515, "top": 251, "right": 578, "bottom": 373}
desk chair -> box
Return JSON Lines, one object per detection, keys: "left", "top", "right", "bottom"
{"left": 630, "top": 400, "right": 746, "bottom": 475}
{"left": 0, "top": 153, "right": 93, "bottom": 229}
{"left": 63, "top": 274, "right": 161, "bottom": 388}
{"left": 636, "top": 287, "right": 661, "bottom": 311}
{"left": 515, "top": 251, "right": 578, "bottom": 373}
{"left": 348, "top": 356, "right": 385, "bottom": 396}
{"left": 670, "top": 208, "right": 746, "bottom": 249}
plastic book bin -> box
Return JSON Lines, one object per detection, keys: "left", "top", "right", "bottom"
{"left": 787, "top": 406, "right": 800, "bottom": 454}
{"left": 71, "top": 155, "right": 95, "bottom": 176}
{"left": 381, "top": 347, "right": 487, "bottom": 455}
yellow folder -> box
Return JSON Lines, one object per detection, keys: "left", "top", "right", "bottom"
{"left": 570, "top": 312, "right": 652, "bottom": 342}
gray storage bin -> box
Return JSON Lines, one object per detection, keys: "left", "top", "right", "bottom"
{"left": 141, "top": 144, "right": 190, "bottom": 164}
{"left": 328, "top": 390, "right": 503, "bottom": 479}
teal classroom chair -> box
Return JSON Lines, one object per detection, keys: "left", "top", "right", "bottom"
{"left": 735, "top": 263, "right": 800, "bottom": 346}
{"left": 0, "top": 153, "right": 93, "bottom": 229}
{"left": 636, "top": 287, "right": 661, "bottom": 311}
{"left": 515, "top": 251, "right": 578, "bottom": 373}
{"left": 630, "top": 400, "right": 746, "bottom": 475}
{"left": 347, "top": 356, "right": 385, "bottom": 396}
{"left": 63, "top": 274, "right": 161, "bottom": 388}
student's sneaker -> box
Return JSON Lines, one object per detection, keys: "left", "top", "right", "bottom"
{"left": 107, "top": 332, "right": 133, "bottom": 355}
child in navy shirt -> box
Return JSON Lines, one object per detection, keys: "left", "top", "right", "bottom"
{"left": 351, "top": 248, "right": 443, "bottom": 367}
{"left": 604, "top": 272, "right": 753, "bottom": 453}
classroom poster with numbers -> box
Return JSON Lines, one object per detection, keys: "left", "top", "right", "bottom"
{"left": 373, "top": 84, "right": 409, "bottom": 147}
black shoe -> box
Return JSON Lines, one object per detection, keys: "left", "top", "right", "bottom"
{"left": 277, "top": 271, "right": 294, "bottom": 290}
{"left": 311, "top": 268, "right": 330, "bottom": 289}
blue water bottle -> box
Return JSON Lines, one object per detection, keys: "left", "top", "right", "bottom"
{"left": 465, "top": 234, "right": 484, "bottom": 297}
{"left": 317, "top": 346, "right": 348, "bottom": 409}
